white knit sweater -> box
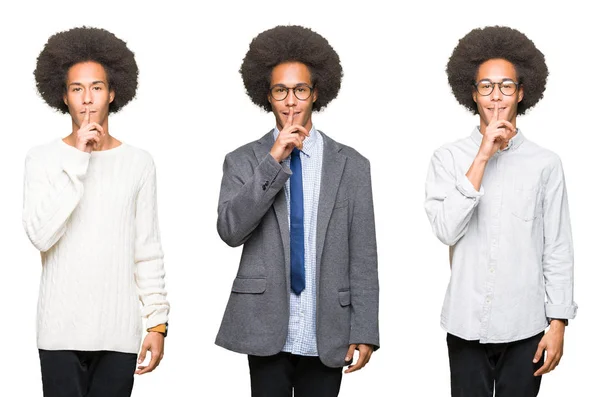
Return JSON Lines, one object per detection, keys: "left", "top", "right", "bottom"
{"left": 22, "top": 139, "right": 169, "bottom": 353}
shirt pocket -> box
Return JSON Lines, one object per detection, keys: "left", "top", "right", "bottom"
{"left": 509, "top": 184, "right": 541, "bottom": 222}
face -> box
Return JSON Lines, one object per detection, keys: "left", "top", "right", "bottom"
{"left": 63, "top": 61, "right": 114, "bottom": 128}
{"left": 472, "top": 58, "right": 523, "bottom": 129}
{"left": 268, "top": 62, "right": 318, "bottom": 132}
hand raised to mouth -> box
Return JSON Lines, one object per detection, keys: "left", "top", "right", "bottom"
{"left": 478, "top": 103, "right": 516, "bottom": 160}
{"left": 75, "top": 107, "right": 105, "bottom": 153}
{"left": 269, "top": 107, "right": 310, "bottom": 163}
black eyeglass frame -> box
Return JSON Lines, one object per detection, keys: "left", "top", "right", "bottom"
{"left": 269, "top": 84, "right": 315, "bottom": 101}
{"left": 473, "top": 79, "right": 520, "bottom": 96}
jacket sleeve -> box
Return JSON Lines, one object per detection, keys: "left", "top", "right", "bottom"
{"left": 217, "top": 152, "right": 291, "bottom": 247}
{"left": 424, "top": 148, "right": 483, "bottom": 246}
{"left": 348, "top": 159, "right": 380, "bottom": 349}
{"left": 22, "top": 147, "right": 90, "bottom": 252}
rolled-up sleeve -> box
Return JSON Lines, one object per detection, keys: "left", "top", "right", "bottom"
{"left": 542, "top": 158, "right": 577, "bottom": 319}
{"left": 425, "top": 148, "right": 483, "bottom": 246}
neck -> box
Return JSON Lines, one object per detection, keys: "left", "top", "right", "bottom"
{"left": 64, "top": 131, "right": 119, "bottom": 151}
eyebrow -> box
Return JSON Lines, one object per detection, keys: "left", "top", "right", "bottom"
{"left": 477, "top": 78, "right": 517, "bottom": 82}
{"left": 67, "top": 81, "right": 107, "bottom": 87}
{"left": 271, "top": 83, "right": 311, "bottom": 88}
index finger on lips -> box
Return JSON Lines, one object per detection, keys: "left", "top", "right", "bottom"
{"left": 491, "top": 102, "right": 499, "bottom": 123}
{"left": 83, "top": 107, "right": 90, "bottom": 126}
{"left": 285, "top": 107, "right": 294, "bottom": 128}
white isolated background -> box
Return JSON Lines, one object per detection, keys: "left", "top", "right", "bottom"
{"left": 0, "top": 0, "right": 597, "bottom": 396}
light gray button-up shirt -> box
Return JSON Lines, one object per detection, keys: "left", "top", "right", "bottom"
{"left": 273, "top": 125, "right": 323, "bottom": 356}
{"left": 425, "top": 127, "right": 577, "bottom": 343}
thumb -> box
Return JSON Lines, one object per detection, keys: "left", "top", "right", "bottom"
{"left": 345, "top": 344, "right": 357, "bottom": 362}
{"left": 533, "top": 341, "right": 545, "bottom": 363}
{"left": 138, "top": 343, "right": 149, "bottom": 364}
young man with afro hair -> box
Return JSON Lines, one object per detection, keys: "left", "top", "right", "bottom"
{"left": 23, "top": 26, "right": 169, "bottom": 397}
{"left": 425, "top": 26, "right": 577, "bottom": 397}
{"left": 215, "top": 25, "right": 379, "bottom": 396}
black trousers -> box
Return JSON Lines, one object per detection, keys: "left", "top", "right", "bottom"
{"left": 447, "top": 332, "right": 545, "bottom": 397}
{"left": 39, "top": 349, "right": 137, "bottom": 397}
{"left": 248, "top": 352, "right": 343, "bottom": 397}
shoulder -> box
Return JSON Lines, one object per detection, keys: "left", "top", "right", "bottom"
{"left": 25, "top": 139, "right": 63, "bottom": 161}
{"left": 120, "top": 143, "right": 156, "bottom": 169}
{"left": 520, "top": 137, "right": 562, "bottom": 168}
{"left": 434, "top": 135, "right": 475, "bottom": 158}
{"left": 321, "top": 131, "right": 370, "bottom": 168}
{"left": 223, "top": 131, "right": 273, "bottom": 165}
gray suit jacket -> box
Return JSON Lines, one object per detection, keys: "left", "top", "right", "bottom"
{"left": 215, "top": 130, "right": 379, "bottom": 368}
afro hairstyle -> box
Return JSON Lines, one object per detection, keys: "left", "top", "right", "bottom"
{"left": 446, "top": 26, "right": 548, "bottom": 115}
{"left": 240, "top": 25, "right": 343, "bottom": 112}
{"left": 34, "top": 26, "right": 138, "bottom": 114}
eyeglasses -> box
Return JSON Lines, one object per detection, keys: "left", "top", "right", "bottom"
{"left": 269, "top": 84, "right": 314, "bottom": 101}
{"left": 474, "top": 79, "right": 519, "bottom": 96}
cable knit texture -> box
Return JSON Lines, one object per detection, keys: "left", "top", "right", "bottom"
{"left": 23, "top": 139, "right": 169, "bottom": 354}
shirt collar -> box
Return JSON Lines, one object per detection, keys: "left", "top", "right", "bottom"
{"left": 273, "top": 124, "right": 318, "bottom": 157}
{"left": 470, "top": 126, "right": 526, "bottom": 152}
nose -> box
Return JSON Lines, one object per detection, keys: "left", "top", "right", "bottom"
{"left": 83, "top": 88, "right": 93, "bottom": 105}
{"left": 285, "top": 88, "right": 297, "bottom": 107}
{"left": 491, "top": 83, "right": 502, "bottom": 101}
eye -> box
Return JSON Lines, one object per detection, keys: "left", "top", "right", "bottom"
{"left": 93, "top": 86, "right": 102, "bottom": 91}
{"left": 296, "top": 87, "right": 307, "bottom": 93}
{"left": 480, "top": 83, "right": 492, "bottom": 89}
{"left": 273, "top": 87, "right": 286, "bottom": 93}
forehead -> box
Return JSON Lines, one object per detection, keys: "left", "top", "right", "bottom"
{"left": 66, "top": 61, "right": 108, "bottom": 84}
{"left": 270, "top": 62, "right": 312, "bottom": 85}
{"left": 476, "top": 58, "right": 517, "bottom": 81}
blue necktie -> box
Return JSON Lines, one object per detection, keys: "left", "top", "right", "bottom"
{"left": 290, "top": 148, "right": 305, "bottom": 295}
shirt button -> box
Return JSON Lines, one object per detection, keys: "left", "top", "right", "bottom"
{"left": 486, "top": 298, "right": 491, "bottom": 304}
{"left": 490, "top": 268, "right": 495, "bottom": 273}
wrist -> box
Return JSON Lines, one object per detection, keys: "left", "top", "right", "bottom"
{"left": 474, "top": 153, "right": 491, "bottom": 163}
{"left": 549, "top": 318, "right": 567, "bottom": 329}
{"left": 269, "top": 150, "right": 283, "bottom": 163}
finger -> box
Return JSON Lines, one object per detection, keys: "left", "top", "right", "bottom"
{"left": 345, "top": 344, "right": 356, "bottom": 363}
{"left": 345, "top": 349, "right": 367, "bottom": 374}
{"left": 285, "top": 108, "right": 294, "bottom": 128}
{"left": 294, "top": 136, "right": 304, "bottom": 151}
{"left": 137, "top": 353, "right": 159, "bottom": 375}
{"left": 532, "top": 342, "right": 545, "bottom": 363}
{"left": 534, "top": 355, "right": 553, "bottom": 376}
{"left": 81, "top": 133, "right": 100, "bottom": 144}
{"left": 364, "top": 349, "right": 373, "bottom": 365}
{"left": 500, "top": 121, "right": 516, "bottom": 135}
{"left": 83, "top": 107, "right": 90, "bottom": 126}
{"left": 292, "top": 125, "right": 310, "bottom": 138}
{"left": 138, "top": 344, "right": 149, "bottom": 365}
{"left": 491, "top": 102, "right": 499, "bottom": 123}
{"left": 88, "top": 123, "right": 104, "bottom": 135}
{"left": 146, "top": 350, "right": 161, "bottom": 372}
{"left": 79, "top": 123, "right": 100, "bottom": 135}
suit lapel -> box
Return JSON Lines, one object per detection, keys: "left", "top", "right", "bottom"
{"left": 316, "top": 132, "right": 346, "bottom": 278}
{"left": 254, "top": 130, "right": 291, "bottom": 286}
